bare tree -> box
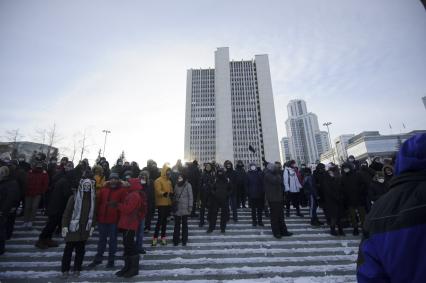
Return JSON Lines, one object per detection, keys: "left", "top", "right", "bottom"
{"left": 79, "top": 129, "right": 87, "bottom": 161}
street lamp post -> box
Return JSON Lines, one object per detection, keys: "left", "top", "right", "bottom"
{"left": 323, "top": 122, "right": 336, "bottom": 164}
{"left": 102, "top": 130, "right": 111, "bottom": 157}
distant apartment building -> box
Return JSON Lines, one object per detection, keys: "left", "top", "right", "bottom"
{"left": 285, "top": 99, "right": 330, "bottom": 165}
{"left": 280, "top": 137, "right": 291, "bottom": 163}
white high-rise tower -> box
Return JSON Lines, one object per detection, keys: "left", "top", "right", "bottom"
{"left": 184, "top": 47, "right": 280, "bottom": 166}
{"left": 285, "top": 99, "right": 330, "bottom": 165}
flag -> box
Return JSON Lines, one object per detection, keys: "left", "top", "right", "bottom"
{"left": 248, "top": 145, "right": 256, "bottom": 154}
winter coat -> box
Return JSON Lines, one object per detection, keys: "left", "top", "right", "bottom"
{"left": 200, "top": 170, "right": 215, "bottom": 205}
{"left": 26, "top": 168, "right": 49, "bottom": 197}
{"left": 118, "top": 184, "right": 147, "bottom": 231}
{"left": 235, "top": 166, "right": 247, "bottom": 192}
{"left": 187, "top": 163, "right": 201, "bottom": 191}
{"left": 0, "top": 178, "right": 20, "bottom": 215}
{"left": 367, "top": 181, "right": 389, "bottom": 203}
{"left": 94, "top": 175, "right": 105, "bottom": 198}
{"left": 211, "top": 176, "right": 231, "bottom": 205}
{"left": 172, "top": 181, "right": 193, "bottom": 216}
{"left": 47, "top": 173, "right": 75, "bottom": 216}
{"left": 96, "top": 183, "right": 128, "bottom": 224}
{"left": 322, "top": 174, "right": 345, "bottom": 219}
{"left": 341, "top": 171, "right": 366, "bottom": 207}
{"left": 62, "top": 192, "right": 96, "bottom": 242}
{"left": 224, "top": 161, "right": 237, "bottom": 195}
{"left": 303, "top": 175, "right": 317, "bottom": 198}
{"left": 357, "top": 171, "right": 426, "bottom": 283}
{"left": 245, "top": 170, "right": 264, "bottom": 199}
{"left": 154, "top": 165, "right": 173, "bottom": 207}
{"left": 283, "top": 167, "right": 302, "bottom": 193}
{"left": 264, "top": 167, "right": 283, "bottom": 202}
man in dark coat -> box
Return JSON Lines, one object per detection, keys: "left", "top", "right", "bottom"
{"left": 341, "top": 162, "right": 366, "bottom": 236}
{"left": 0, "top": 166, "right": 20, "bottom": 255}
{"left": 264, "top": 163, "right": 292, "bottom": 239}
{"left": 199, "top": 163, "right": 215, "bottom": 227}
{"left": 36, "top": 161, "right": 76, "bottom": 249}
{"left": 246, "top": 163, "right": 264, "bottom": 226}
{"left": 224, "top": 160, "right": 238, "bottom": 222}
{"left": 207, "top": 168, "right": 231, "bottom": 233}
{"left": 187, "top": 160, "right": 201, "bottom": 217}
{"left": 322, "top": 165, "right": 345, "bottom": 236}
{"left": 357, "top": 133, "right": 426, "bottom": 283}
{"left": 234, "top": 160, "right": 248, "bottom": 208}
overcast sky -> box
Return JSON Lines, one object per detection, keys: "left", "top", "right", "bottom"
{"left": 1, "top": 0, "right": 425, "bottom": 166}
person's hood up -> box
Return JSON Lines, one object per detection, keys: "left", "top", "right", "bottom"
{"left": 224, "top": 160, "right": 233, "bottom": 170}
{"left": 316, "top": 163, "right": 326, "bottom": 172}
{"left": 266, "top": 163, "right": 276, "bottom": 172}
{"left": 160, "top": 164, "right": 171, "bottom": 178}
{"left": 341, "top": 162, "right": 353, "bottom": 171}
{"left": 93, "top": 165, "right": 103, "bottom": 175}
{"left": 394, "top": 133, "right": 426, "bottom": 176}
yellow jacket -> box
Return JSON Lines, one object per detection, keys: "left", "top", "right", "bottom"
{"left": 154, "top": 164, "right": 173, "bottom": 207}
{"left": 94, "top": 175, "right": 105, "bottom": 198}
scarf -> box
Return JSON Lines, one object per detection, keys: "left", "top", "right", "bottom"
{"left": 69, "top": 178, "right": 96, "bottom": 232}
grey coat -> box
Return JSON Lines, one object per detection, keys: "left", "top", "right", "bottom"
{"left": 62, "top": 192, "right": 96, "bottom": 242}
{"left": 264, "top": 168, "right": 283, "bottom": 202}
{"left": 172, "top": 181, "right": 193, "bottom": 216}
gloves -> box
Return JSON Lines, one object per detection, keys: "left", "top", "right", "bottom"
{"left": 89, "top": 227, "right": 94, "bottom": 237}
{"left": 62, "top": 227, "right": 69, "bottom": 238}
{"left": 163, "top": 192, "right": 169, "bottom": 198}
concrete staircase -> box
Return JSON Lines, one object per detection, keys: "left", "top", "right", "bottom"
{"left": 0, "top": 207, "right": 359, "bottom": 282}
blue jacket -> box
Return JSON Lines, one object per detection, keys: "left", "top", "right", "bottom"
{"left": 357, "top": 133, "right": 426, "bottom": 283}
{"left": 245, "top": 170, "right": 264, "bottom": 199}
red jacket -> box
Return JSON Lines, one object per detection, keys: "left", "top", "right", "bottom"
{"left": 118, "top": 178, "right": 147, "bottom": 231}
{"left": 26, "top": 169, "right": 49, "bottom": 197}
{"left": 96, "top": 185, "right": 128, "bottom": 224}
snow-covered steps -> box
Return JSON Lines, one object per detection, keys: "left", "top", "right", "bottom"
{"left": 0, "top": 208, "right": 360, "bottom": 282}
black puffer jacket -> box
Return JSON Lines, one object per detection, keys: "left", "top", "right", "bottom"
{"left": 0, "top": 177, "right": 20, "bottom": 216}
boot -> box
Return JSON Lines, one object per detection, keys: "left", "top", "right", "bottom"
{"left": 310, "top": 219, "right": 321, "bottom": 227}
{"left": 87, "top": 258, "right": 102, "bottom": 269}
{"left": 281, "top": 230, "right": 293, "bottom": 237}
{"left": 338, "top": 226, "right": 346, "bottom": 236}
{"left": 151, "top": 238, "right": 157, "bottom": 247}
{"left": 61, "top": 271, "right": 69, "bottom": 279}
{"left": 138, "top": 248, "right": 146, "bottom": 254}
{"left": 35, "top": 239, "right": 49, "bottom": 249}
{"left": 206, "top": 228, "right": 213, "bottom": 233}
{"left": 353, "top": 227, "right": 359, "bottom": 236}
{"left": 330, "top": 226, "right": 338, "bottom": 236}
{"left": 46, "top": 239, "right": 59, "bottom": 247}
{"left": 252, "top": 221, "right": 257, "bottom": 227}
{"left": 123, "top": 255, "right": 140, "bottom": 278}
{"left": 257, "top": 221, "right": 264, "bottom": 227}
{"left": 160, "top": 237, "right": 167, "bottom": 246}
{"left": 115, "top": 256, "right": 130, "bottom": 277}
{"left": 198, "top": 221, "right": 204, "bottom": 228}
{"left": 106, "top": 259, "right": 115, "bottom": 268}
{"left": 72, "top": 270, "right": 80, "bottom": 277}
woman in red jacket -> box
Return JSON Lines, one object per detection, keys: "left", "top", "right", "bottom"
{"left": 24, "top": 162, "right": 49, "bottom": 229}
{"left": 115, "top": 178, "right": 146, "bottom": 278}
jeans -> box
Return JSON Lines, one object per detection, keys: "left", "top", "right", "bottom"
{"left": 154, "top": 206, "right": 171, "bottom": 238}
{"left": 94, "top": 223, "right": 118, "bottom": 262}
{"left": 249, "top": 198, "right": 264, "bottom": 224}
{"left": 61, "top": 241, "right": 86, "bottom": 272}
{"left": 173, "top": 216, "right": 188, "bottom": 245}
{"left": 123, "top": 230, "right": 137, "bottom": 256}
{"left": 136, "top": 219, "right": 145, "bottom": 250}
{"left": 229, "top": 194, "right": 238, "bottom": 221}
{"left": 285, "top": 192, "right": 301, "bottom": 214}
{"left": 24, "top": 195, "right": 42, "bottom": 223}
{"left": 309, "top": 195, "right": 318, "bottom": 220}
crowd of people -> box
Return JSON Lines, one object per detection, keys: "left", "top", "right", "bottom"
{"left": 0, "top": 133, "right": 425, "bottom": 282}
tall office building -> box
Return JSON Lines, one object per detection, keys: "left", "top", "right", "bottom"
{"left": 285, "top": 99, "right": 329, "bottom": 165}
{"left": 184, "top": 47, "right": 280, "bottom": 166}
{"left": 280, "top": 137, "right": 291, "bottom": 163}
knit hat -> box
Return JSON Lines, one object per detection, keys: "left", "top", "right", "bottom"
{"left": 394, "top": 133, "right": 426, "bottom": 176}
{"left": 108, "top": 172, "right": 120, "bottom": 180}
